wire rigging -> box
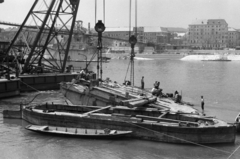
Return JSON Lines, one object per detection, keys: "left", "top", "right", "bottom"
{"left": 129, "top": 0, "right": 131, "bottom": 39}
{"left": 95, "top": 0, "right": 97, "bottom": 24}
{"left": 123, "top": 120, "right": 231, "bottom": 155}
{"left": 135, "top": 0, "right": 137, "bottom": 35}
{"left": 103, "top": 0, "right": 105, "bottom": 23}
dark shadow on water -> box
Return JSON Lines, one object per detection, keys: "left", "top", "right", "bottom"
{"left": 3, "top": 118, "right": 28, "bottom": 127}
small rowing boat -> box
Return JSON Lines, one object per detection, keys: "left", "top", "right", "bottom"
{"left": 25, "top": 125, "right": 132, "bottom": 139}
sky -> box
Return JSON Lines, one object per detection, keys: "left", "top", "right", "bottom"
{"left": 1, "top": 0, "right": 240, "bottom": 29}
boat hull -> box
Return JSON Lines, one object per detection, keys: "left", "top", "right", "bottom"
{"left": 0, "top": 79, "right": 20, "bottom": 98}
{"left": 25, "top": 125, "right": 132, "bottom": 139}
{"left": 236, "top": 123, "right": 240, "bottom": 133}
{"left": 60, "top": 82, "right": 127, "bottom": 106}
{"left": 22, "top": 106, "right": 236, "bottom": 144}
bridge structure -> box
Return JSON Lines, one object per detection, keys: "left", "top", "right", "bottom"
{"left": 0, "top": 20, "right": 146, "bottom": 45}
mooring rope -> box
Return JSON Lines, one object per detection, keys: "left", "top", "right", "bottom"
{"left": 122, "top": 119, "right": 232, "bottom": 155}
{"left": 226, "top": 145, "right": 240, "bottom": 159}
{"left": 19, "top": 79, "right": 41, "bottom": 92}
{"left": 18, "top": 79, "right": 42, "bottom": 105}
{"left": 22, "top": 93, "right": 42, "bottom": 105}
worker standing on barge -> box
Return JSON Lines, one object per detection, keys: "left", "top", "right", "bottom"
{"left": 141, "top": 76, "right": 144, "bottom": 89}
{"left": 201, "top": 96, "right": 204, "bottom": 112}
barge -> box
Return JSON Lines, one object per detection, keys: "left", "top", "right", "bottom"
{"left": 0, "top": 79, "right": 20, "bottom": 98}
{"left": 22, "top": 103, "right": 236, "bottom": 144}
{"left": 60, "top": 79, "right": 199, "bottom": 114}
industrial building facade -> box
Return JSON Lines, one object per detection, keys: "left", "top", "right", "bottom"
{"left": 188, "top": 19, "right": 240, "bottom": 49}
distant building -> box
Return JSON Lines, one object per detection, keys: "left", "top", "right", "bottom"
{"left": 188, "top": 19, "right": 228, "bottom": 49}
{"left": 160, "top": 27, "right": 187, "bottom": 33}
{"left": 101, "top": 28, "right": 130, "bottom": 53}
{"left": 103, "top": 27, "right": 132, "bottom": 41}
{"left": 101, "top": 26, "right": 187, "bottom": 53}
{"left": 143, "top": 46, "right": 155, "bottom": 54}
{"left": 171, "top": 33, "right": 188, "bottom": 46}
{"left": 142, "top": 27, "right": 168, "bottom": 44}
{"left": 227, "top": 27, "right": 240, "bottom": 48}
{"left": 103, "top": 26, "right": 187, "bottom": 45}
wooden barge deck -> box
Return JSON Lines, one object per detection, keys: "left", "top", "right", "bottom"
{"left": 21, "top": 103, "right": 236, "bottom": 144}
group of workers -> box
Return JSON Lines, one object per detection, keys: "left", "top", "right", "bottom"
{"left": 141, "top": 76, "right": 205, "bottom": 112}
{"left": 140, "top": 76, "right": 163, "bottom": 97}
{"left": 76, "top": 69, "right": 96, "bottom": 81}
{"left": 151, "top": 81, "right": 163, "bottom": 97}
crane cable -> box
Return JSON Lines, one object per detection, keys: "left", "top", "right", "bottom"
{"left": 124, "top": 60, "right": 131, "bottom": 82}
{"left": 129, "top": 0, "right": 131, "bottom": 39}
{"left": 103, "top": 0, "right": 105, "bottom": 23}
{"left": 125, "top": 0, "right": 132, "bottom": 83}
{"left": 95, "top": 0, "right": 97, "bottom": 24}
{"left": 135, "top": 0, "right": 137, "bottom": 35}
{"left": 95, "top": 0, "right": 105, "bottom": 23}
{"left": 123, "top": 120, "right": 232, "bottom": 155}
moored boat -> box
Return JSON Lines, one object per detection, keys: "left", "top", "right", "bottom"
{"left": 25, "top": 125, "right": 132, "bottom": 139}
{"left": 22, "top": 103, "right": 236, "bottom": 144}
{"left": 60, "top": 78, "right": 199, "bottom": 114}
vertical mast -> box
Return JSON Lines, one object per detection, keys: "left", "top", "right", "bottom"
{"left": 129, "top": 0, "right": 137, "bottom": 87}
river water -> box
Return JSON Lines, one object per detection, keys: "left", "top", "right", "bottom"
{"left": 1, "top": 54, "right": 240, "bottom": 159}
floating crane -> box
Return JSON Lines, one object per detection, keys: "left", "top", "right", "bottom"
{"left": 3, "top": 0, "right": 80, "bottom": 74}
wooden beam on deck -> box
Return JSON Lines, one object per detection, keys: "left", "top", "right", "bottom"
{"left": 82, "top": 105, "right": 112, "bottom": 116}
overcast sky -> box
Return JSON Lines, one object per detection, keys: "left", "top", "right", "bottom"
{"left": 1, "top": 0, "right": 240, "bottom": 29}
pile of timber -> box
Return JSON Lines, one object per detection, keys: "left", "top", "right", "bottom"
{"left": 121, "top": 97, "right": 157, "bottom": 108}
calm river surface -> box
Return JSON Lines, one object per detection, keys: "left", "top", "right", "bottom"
{"left": 1, "top": 54, "right": 240, "bottom": 159}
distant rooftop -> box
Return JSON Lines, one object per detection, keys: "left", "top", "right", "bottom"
{"left": 144, "top": 27, "right": 165, "bottom": 32}
{"left": 190, "top": 19, "right": 208, "bottom": 25}
{"left": 161, "top": 27, "right": 187, "bottom": 33}
{"left": 104, "top": 26, "right": 187, "bottom": 33}
{"left": 190, "top": 19, "right": 227, "bottom": 25}
{"left": 105, "top": 27, "right": 133, "bottom": 32}
{"left": 208, "top": 19, "right": 227, "bottom": 25}
{"left": 228, "top": 27, "right": 238, "bottom": 32}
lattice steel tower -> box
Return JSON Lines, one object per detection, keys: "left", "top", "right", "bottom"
{"left": 6, "top": 0, "right": 80, "bottom": 73}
